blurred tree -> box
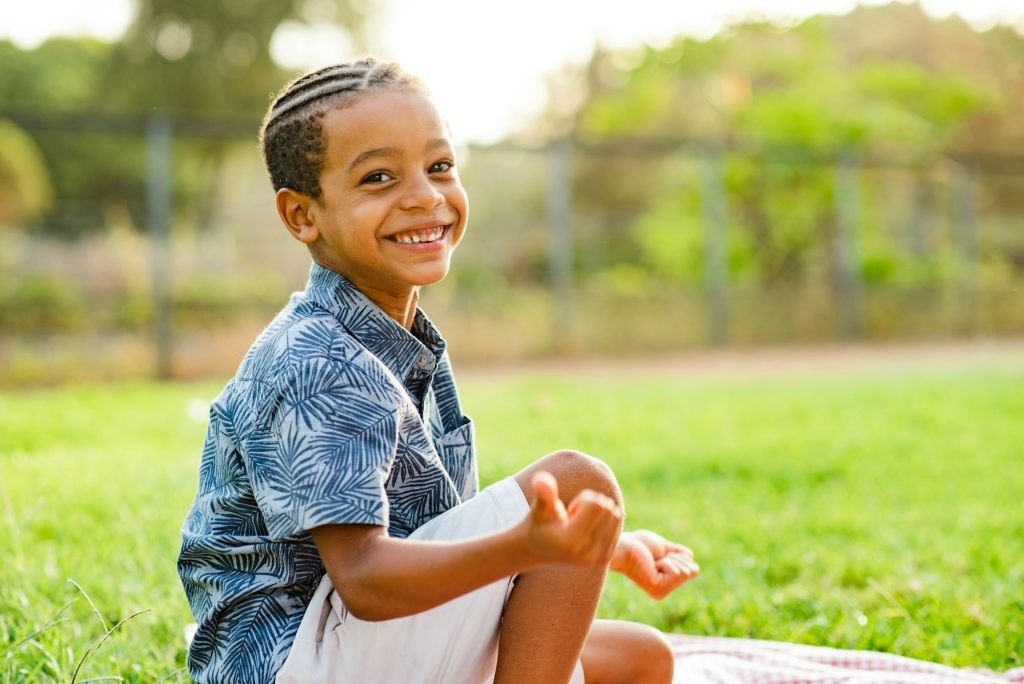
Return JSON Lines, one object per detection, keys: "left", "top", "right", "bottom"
{"left": 0, "top": 38, "right": 132, "bottom": 236}
{"left": 0, "top": 119, "right": 54, "bottom": 228}
{"left": 100, "top": 0, "right": 380, "bottom": 237}
{"left": 104, "top": 0, "right": 377, "bottom": 114}
{"left": 538, "top": 2, "right": 1012, "bottom": 289}
{"left": 0, "top": 38, "right": 112, "bottom": 108}
{"left": 0, "top": 0, "right": 380, "bottom": 238}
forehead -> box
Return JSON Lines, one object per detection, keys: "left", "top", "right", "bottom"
{"left": 321, "top": 90, "right": 451, "bottom": 166}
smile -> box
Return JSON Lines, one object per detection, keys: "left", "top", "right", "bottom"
{"left": 387, "top": 225, "right": 449, "bottom": 244}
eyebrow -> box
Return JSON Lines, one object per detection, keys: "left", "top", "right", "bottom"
{"left": 346, "top": 138, "right": 452, "bottom": 173}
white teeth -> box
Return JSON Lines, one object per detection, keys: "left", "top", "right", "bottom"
{"left": 392, "top": 226, "right": 446, "bottom": 244}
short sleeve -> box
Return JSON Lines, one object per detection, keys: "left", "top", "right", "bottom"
{"left": 243, "top": 354, "right": 404, "bottom": 539}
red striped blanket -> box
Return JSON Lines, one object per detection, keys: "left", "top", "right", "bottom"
{"left": 668, "top": 635, "right": 1024, "bottom": 683}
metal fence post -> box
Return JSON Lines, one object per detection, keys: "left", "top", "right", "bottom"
{"left": 906, "top": 172, "right": 929, "bottom": 258}
{"left": 952, "top": 160, "right": 979, "bottom": 336}
{"left": 701, "top": 146, "right": 729, "bottom": 346}
{"left": 147, "top": 115, "right": 173, "bottom": 379}
{"left": 834, "top": 154, "right": 864, "bottom": 339}
{"left": 546, "top": 138, "right": 574, "bottom": 352}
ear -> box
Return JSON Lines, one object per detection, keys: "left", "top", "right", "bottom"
{"left": 276, "top": 188, "right": 320, "bottom": 245}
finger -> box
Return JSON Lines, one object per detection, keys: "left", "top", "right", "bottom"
{"left": 567, "top": 489, "right": 618, "bottom": 517}
{"left": 667, "top": 543, "right": 693, "bottom": 557}
{"left": 571, "top": 501, "right": 622, "bottom": 563}
{"left": 648, "top": 561, "right": 695, "bottom": 597}
{"left": 548, "top": 493, "right": 617, "bottom": 564}
{"left": 639, "top": 531, "right": 690, "bottom": 557}
{"left": 655, "top": 556, "right": 689, "bottom": 579}
{"left": 647, "top": 574, "right": 685, "bottom": 599}
{"left": 632, "top": 530, "right": 665, "bottom": 553}
{"left": 680, "top": 555, "right": 700, "bottom": 574}
{"left": 658, "top": 555, "right": 699, "bottom": 578}
{"left": 655, "top": 554, "right": 690, "bottom": 576}
{"left": 599, "top": 518, "right": 625, "bottom": 564}
{"left": 663, "top": 551, "right": 694, "bottom": 567}
{"left": 566, "top": 493, "right": 622, "bottom": 537}
{"left": 532, "top": 471, "right": 567, "bottom": 523}
{"left": 663, "top": 552, "right": 696, "bottom": 573}
{"left": 587, "top": 501, "right": 623, "bottom": 558}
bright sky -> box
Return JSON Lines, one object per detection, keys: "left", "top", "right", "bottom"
{"left": 3, "top": 0, "right": 1023, "bottom": 142}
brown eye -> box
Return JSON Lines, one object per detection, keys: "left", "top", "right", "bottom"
{"left": 362, "top": 171, "right": 394, "bottom": 184}
{"left": 429, "top": 160, "right": 454, "bottom": 173}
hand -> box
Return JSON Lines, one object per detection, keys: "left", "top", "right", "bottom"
{"left": 610, "top": 529, "right": 699, "bottom": 600}
{"left": 521, "top": 471, "right": 623, "bottom": 567}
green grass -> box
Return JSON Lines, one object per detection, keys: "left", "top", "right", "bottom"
{"left": 1, "top": 362, "right": 1023, "bottom": 681}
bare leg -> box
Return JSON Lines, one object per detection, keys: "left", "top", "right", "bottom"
{"left": 581, "top": 619, "right": 675, "bottom": 684}
{"left": 493, "top": 451, "right": 623, "bottom": 684}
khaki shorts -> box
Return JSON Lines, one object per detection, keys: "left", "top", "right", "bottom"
{"left": 275, "top": 476, "right": 585, "bottom": 684}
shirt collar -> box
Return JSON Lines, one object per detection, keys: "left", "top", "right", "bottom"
{"left": 303, "top": 262, "right": 446, "bottom": 389}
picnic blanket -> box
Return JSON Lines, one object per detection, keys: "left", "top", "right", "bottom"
{"left": 667, "top": 634, "right": 1024, "bottom": 683}
{"left": 181, "top": 625, "right": 1024, "bottom": 682}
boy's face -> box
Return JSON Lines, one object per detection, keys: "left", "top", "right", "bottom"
{"left": 302, "top": 90, "right": 468, "bottom": 301}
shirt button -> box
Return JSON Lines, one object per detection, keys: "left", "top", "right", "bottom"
{"left": 415, "top": 353, "right": 436, "bottom": 371}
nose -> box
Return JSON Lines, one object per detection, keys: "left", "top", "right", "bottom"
{"left": 398, "top": 170, "right": 444, "bottom": 211}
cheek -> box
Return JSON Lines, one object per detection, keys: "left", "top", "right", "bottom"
{"left": 346, "top": 201, "right": 391, "bottom": 237}
{"left": 448, "top": 186, "right": 469, "bottom": 227}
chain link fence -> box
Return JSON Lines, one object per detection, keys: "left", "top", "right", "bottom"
{"left": 1, "top": 111, "right": 1022, "bottom": 383}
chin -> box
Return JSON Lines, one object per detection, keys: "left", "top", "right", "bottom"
{"left": 406, "top": 263, "right": 452, "bottom": 287}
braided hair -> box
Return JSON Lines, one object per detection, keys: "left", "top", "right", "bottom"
{"left": 259, "top": 57, "right": 428, "bottom": 202}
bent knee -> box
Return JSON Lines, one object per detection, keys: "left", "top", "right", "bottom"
{"left": 545, "top": 449, "right": 622, "bottom": 506}
{"left": 583, "top": 621, "right": 673, "bottom": 684}
{"left": 618, "top": 624, "right": 674, "bottom": 684}
{"left": 643, "top": 627, "right": 675, "bottom": 683}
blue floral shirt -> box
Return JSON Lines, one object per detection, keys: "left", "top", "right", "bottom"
{"left": 177, "top": 263, "right": 477, "bottom": 684}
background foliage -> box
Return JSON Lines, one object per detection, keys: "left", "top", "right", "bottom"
{"left": 0, "top": 1, "right": 1022, "bottom": 379}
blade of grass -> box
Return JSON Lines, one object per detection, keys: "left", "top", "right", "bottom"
{"left": 154, "top": 667, "right": 188, "bottom": 683}
{"left": 67, "top": 580, "right": 110, "bottom": 633}
{"left": 0, "top": 599, "right": 77, "bottom": 659}
{"left": 866, "top": 576, "right": 918, "bottom": 626}
{"left": 70, "top": 609, "right": 151, "bottom": 684}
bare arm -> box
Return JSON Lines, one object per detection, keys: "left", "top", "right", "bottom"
{"left": 311, "top": 471, "right": 622, "bottom": 621}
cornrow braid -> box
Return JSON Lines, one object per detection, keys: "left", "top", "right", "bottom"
{"left": 259, "top": 57, "right": 428, "bottom": 201}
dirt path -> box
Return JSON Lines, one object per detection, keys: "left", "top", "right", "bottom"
{"left": 456, "top": 338, "right": 1024, "bottom": 380}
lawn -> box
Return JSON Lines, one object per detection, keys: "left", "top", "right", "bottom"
{"left": 1, "top": 358, "right": 1022, "bottom": 681}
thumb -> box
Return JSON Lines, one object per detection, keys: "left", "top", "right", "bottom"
{"left": 531, "top": 471, "right": 567, "bottom": 523}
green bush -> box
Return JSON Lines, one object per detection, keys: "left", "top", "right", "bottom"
{"left": 172, "top": 275, "right": 288, "bottom": 329}
{"left": 0, "top": 276, "right": 88, "bottom": 334}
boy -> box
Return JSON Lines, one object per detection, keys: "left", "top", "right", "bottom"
{"left": 178, "top": 57, "right": 699, "bottom": 684}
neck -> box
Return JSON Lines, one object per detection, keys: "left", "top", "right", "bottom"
{"left": 313, "top": 259, "right": 421, "bottom": 330}
{"left": 376, "top": 287, "right": 420, "bottom": 330}
{"left": 350, "top": 277, "right": 421, "bottom": 330}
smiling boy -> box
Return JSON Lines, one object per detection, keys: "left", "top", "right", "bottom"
{"left": 178, "top": 58, "right": 698, "bottom": 684}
